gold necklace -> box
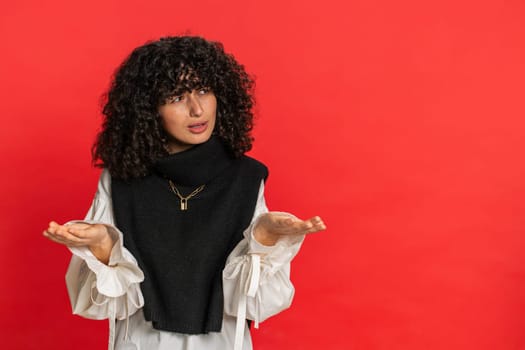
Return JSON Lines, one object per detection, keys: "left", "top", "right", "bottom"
{"left": 168, "top": 180, "right": 205, "bottom": 211}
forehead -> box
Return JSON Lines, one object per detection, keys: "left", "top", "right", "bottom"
{"left": 170, "top": 66, "right": 204, "bottom": 93}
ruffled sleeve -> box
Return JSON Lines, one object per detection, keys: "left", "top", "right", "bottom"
{"left": 64, "top": 169, "right": 144, "bottom": 321}
{"left": 223, "top": 181, "right": 305, "bottom": 350}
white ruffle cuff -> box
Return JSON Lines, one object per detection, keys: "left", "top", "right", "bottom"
{"left": 223, "top": 212, "right": 304, "bottom": 350}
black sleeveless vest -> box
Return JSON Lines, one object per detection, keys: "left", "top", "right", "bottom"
{"left": 111, "top": 137, "right": 268, "bottom": 334}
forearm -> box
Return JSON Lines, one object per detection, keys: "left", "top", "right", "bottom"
{"left": 66, "top": 227, "right": 145, "bottom": 320}
{"left": 89, "top": 229, "right": 115, "bottom": 265}
{"left": 223, "top": 223, "right": 304, "bottom": 323}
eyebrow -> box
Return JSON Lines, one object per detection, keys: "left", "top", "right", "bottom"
{"left": 169, "top": 84, "right": 209, "bottom": 95}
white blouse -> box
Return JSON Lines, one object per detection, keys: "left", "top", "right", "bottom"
{"left": 65, "top": 169, "right": 304, "bottom": 350}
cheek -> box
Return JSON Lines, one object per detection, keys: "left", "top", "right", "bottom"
{"left": 210, "top": 109, "right": 217, "bottom": 129}
{"left": 159, "top": 107, "right": 183, "bottom": 125}
{"left": 208, "top": 98, "right": 218, "bottom": 121}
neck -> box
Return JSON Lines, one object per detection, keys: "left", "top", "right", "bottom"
{"left": 166, "top": 137, "right": 198, "bottom": 154}
{"left": 167, "top": 142, "right": 194, "bottom": 154}
{"left": 154, "top": 136, "right": 235, "bottom": 186}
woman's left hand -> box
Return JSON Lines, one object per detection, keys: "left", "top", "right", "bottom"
{"left": 254, "top": 213, "right": 326, "bottom": 246}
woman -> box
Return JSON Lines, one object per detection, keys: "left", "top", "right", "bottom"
{"left": 44, "top": 36, "right": 325, "bottom": 350}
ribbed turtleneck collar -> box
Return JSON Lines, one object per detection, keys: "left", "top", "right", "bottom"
{"left": 153, "top": 136, "right": 234, "bottom": 186}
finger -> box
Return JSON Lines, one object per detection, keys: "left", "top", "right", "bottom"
{"left": 43, "top": 229, "right": 58, "bottom": 237}
{"left": 57, "top": 226, "right": 74, "bottom": 237}
{"left": 46, "top": 230, "right": 89, "bottom": 247}
{"left": 68, "top": 224, "right": 103, "bottom": 239}
{"left": 287, "top": 217, "right": 326, "bottom": 235}
{"left": 68, "top": 223, "right": 92, "bottom": 231}
{"left": 269, "top": 216, "right": 296, "bottom": 230}
{"left": 308, "top": 216, "right": 326, "bottom": 229}
{"left": 45, "top": 233, "right": 86, "bottom": 247}
{"left": 52, "top": 228, "right": 90, "bottom": 245}
{"left": 44, "top": 229, "right": 69, "bottom": 243}
{"left": 47, "top": 224, "right": 57, "bottom": 234}
{"left": 304, "top": 216, "right": 326, "bottom": 233}
{"left": 306, "top": 216, "right": 325, "bottom": 226}
{"left": 263, "top": 213, "right": 325, "bottom": 236}
{"left": 48, "top": 221, "right": 61, "bottom": 231}
{"left": 50, "top": 223, "right": 71, "bottom": 235}
{"left": 65, "top": 222, "right": 94, "bottom": 238}
{"left": 292, "top": 218, "right": 316, "bottom": 231}
{"left": 45, "top": 223, "right": 86, "bottom": 245}
{"left": 304, "top": 223, "right": 326, "bottom": 234}
{"left": 273, "top": 218, "right": 314, "bottom": 235}
{"left": 310, "top": 216, "right": 322, "bottom": 225}
{"left": 44, "top": 231, "right": 71, "bottom": 245}
{"left": 67, "top": 227, "right": 92, "bottom": 239}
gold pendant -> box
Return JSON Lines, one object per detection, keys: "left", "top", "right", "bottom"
{"left": 168, "top": 180, "right": 205, "bottom": 211}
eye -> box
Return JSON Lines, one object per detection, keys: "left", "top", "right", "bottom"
{"left": 168, "top": 95, "right": 184, "bottom": 103}
{"left": 197, "top": 87, "right": 210, "bottom": 95}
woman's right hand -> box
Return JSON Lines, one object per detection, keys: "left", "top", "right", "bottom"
{"left": 43, "top": 221, "right": 115, "bottom": 264}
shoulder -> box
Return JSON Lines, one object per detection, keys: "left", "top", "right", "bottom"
{"left": 96, "top": 168, "right": 112, "bottom": 196}
{"left": 238, "top": 155, "right": 269, "bottom": 180}
{"left": 100, "top": 168, "right": 111, "bottom": 183}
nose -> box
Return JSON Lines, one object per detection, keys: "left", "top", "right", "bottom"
{"left": 188, "top": 92, "right": 203, "bottom": 117}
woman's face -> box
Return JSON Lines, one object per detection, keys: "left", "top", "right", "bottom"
{"left": 158, "top": 88, "right": 217, "bottom": 154}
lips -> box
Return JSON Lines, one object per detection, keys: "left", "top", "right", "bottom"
{"left": 188, "top": 121, "right": 208, "bottom": 134}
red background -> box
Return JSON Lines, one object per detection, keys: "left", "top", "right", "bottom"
{"left": 1, "top": 0, "right": 525, "bottom": 349}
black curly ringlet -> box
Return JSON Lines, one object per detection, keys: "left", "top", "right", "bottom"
{"left": 92, "top": 36, "right": 256, "bottom": 180}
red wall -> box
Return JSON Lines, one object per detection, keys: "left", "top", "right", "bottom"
{"left": 1, "top": 0, "right": 525, "bottom": 349}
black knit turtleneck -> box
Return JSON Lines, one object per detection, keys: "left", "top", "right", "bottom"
{"left": 111, "top": 137, "right": 268, "bottom": 334}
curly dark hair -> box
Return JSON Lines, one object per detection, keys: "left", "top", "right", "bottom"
{"left": 92, "top": 36, "right": 255, "bottom": 180}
